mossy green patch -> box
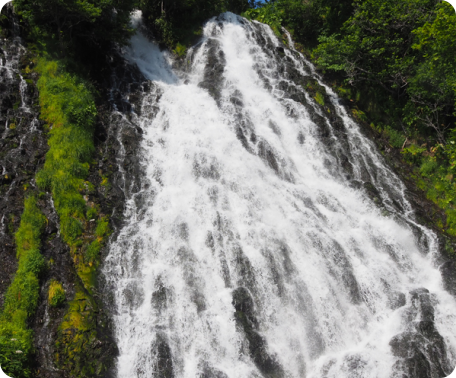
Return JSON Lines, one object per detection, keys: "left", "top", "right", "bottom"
{"left": 48, "top": 280, "right": 66, "bottom": 308}
{"left": 34, "top": 57, "right": 100, "bottom": 289}
{"left": 314, "top": 92, "right": 325, "bottom": 106}
{"left": 0, "top": 196, "right": 46, "bottom": 378}
{"left": 34, "top": 56, "right": 112, "bottom": 376}
{"left": 401, "top": 142, "right": 456, "bottom": 237}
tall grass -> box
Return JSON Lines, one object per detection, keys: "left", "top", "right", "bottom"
{"left": 0, "top": 196, "right": 46, "bottom": 378}
{"left": 34, "top": 57, "right": 112, "bottom": 376}
{"left": 35, "top": 59, "right": 96, "bottom": 249}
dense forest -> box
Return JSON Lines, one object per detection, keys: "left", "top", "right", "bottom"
{"left": 0, "top": 0, "right": 455, "bottom": 376}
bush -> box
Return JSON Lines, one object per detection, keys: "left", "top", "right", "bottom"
{"left": 48, "top": 281, "right": 66, "bottom": 308}
{"left": 22, "top": 248, "right": 47, "bottom": 277}
{"left": 85, "top": 240, "right": 101, "bottom": 263}
{"left": 420, "top": 159, "right": 438, "bottom": 177}
{"left": 0, "top": 323, "right": 33, "bottom": 378}
{"left": 95, "top": 217, "right": 110, "bottom": 239}
{"left": 401, "top": 144, "right": 427, "bottom": 164}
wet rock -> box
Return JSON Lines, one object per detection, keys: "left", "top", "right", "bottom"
{"left": 0, "top": 10, "right": 48, "bottom": 308}
{"left": 232, "top": 287, "right": 285, "bottom": 378}
{"left": 198, "top": 38, "right": 226, "bottom": 104}
{"left": 389, "top": 288, "right": 452, "bottom": 378}
{"left": 199, "top": 365, "right": 228, "bottom": 378}
{"left": 389, "top": 292, "right": 406, "bottom": 310}
{"left": 151, "top": 333, "right": 175, "bottom": 378}
{"left": 439, "top": 260, "right": 456, "bottom": 297}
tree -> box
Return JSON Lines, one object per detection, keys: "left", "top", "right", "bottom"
{"left": 404, "top": 1, "right": 456, "bottom": 143}
{"left": 313, "top": 0, "right": 438, "bottom": 99}
{"left": 140, "top": 0, "right": 255, "bottom": 48}
{"left": 13, "top": 0, "right": 137, "bottom": 53}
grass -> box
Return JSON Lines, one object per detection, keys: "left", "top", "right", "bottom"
{"left": 33, "top": 56, "right": 112, "bottom": 376}
{"left": 0, "top": 196, "right": 46, "bottom": 378}
{"left": 34, "top": 57, "right": 100, "bottom": 286}
{"left": 401, "top": 143, "right": 456, "bottom": 236}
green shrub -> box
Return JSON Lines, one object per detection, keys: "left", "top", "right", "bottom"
{"left": 95, "top": 217, "right": 110, "bottom": 239}
{"left": 22, "top": 248, "right": 47, "bottom": 277}
{"left": 48, "top": 280, "right": 66, "bottom": 308}
{"left": 85, "top": 240, "right": 101, "bottom": 263}
{"left": 314, "top": 92, "right": 325, "bottom": 106}
{"left": 0, "top": 323, "right": 33, "bottom": 378}
{"left": 401, "top": 144, "right": 427, "bottom": 164}
{"left": 382, "top": 126, "right": 406, "bottom": 149}
{"left": 86, "top": 207, "right": 97, "bottom": 220}
{"left": 420, "top": 159, "right": 438, "bottom": 177}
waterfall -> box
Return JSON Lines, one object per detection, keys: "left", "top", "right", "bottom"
{"left": 103, "top": 12, "right": 456, "bottom": 378}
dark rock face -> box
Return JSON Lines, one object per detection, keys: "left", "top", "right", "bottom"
{"left": 389, "top": 288, "right": 452, "bottom": 378}
{"left": 152, "top": 333, "right": 175, "bottom": 378}
{"left": 232, "top": 287, "right": 285, "bottom": 378}
{"left": 197, "top": 38, "right": 226, "bottom": 104}
{"left": 199, "top": 364, "right": 228, "bottom": 378}
{"left": 0, "top": 5, "right": 48, "bottom": 308}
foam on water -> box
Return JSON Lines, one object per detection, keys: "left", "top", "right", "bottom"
{"left": 103, "top": 12, "right": 456, "bottom": 378}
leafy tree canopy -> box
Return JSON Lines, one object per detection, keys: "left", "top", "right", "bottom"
{"left": 13, "top": 0, "right": 138, "bottom": 53}
{"left": 406, "top": 1, "right": 456, "bottom": 142}
{"left": 140, "top": 0, "right": 256, "bottom": 48}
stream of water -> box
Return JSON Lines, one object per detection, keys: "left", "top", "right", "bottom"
{"left": 103, "top": 12, "right": 456, "bottom": 378}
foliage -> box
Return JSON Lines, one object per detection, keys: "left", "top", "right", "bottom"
{"left": 95, "top": 217, "right": 110, "bottom": 239}
{"left": 381, "top": 125, "right": 406, "bottom": 149}
{"left": 306, "top": 0, "right": 456, "bottom": 235}
{"left": 48, "top": 280, "right": 66, "bottom": 307}
{"left": 245, "top": 0, "right": 354, "bottom": 47}
{"left": 0, "top": 196, "right": 46, "bottom": 378}
{"left": 312, "top": 0, "right": 455, "bottom": 143}
{"left": 35, "top": 58, "right": 96, "bottom": 248}
{"left": 314, "top": 92, "right": 325, "bottom": 106}
{"left": 13, "top": 0, "right": 137, "bottom": 57}
{"left": 85, "top": 240, "right": 101, "bottom": 264}
{"left": 140, "top": 0, "right": 255, "bottom": 48}
{"left": 243, "top": 2, "right": 283, "bottom": 37}
{"left": 33, "top": 57, "right": 113, "bottom": 377}
{"left": 404, "top": 1, "right": 456, "bottom": 144}
{"left": 402, "top": 144, "right": 428, "bottom": 164}
{"left": 314, "top": 0, "right": 436, "bottom": 94}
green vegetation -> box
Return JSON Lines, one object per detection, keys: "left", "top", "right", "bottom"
{"left": 244, "top": 0, "right": 353, "bottom": 47}
{"left": 140, "top": 0, "right": 255, "bottom": 49}
{"left": 35, "top": 58, "right": 97, "bottom": 252}
{"left": 0, "top": 196, "right": 46, "bottom": 378}
{"left": 13, "top": 0, "right": 136, "bottom": 60}
{"left": 48, "top": 280, "right": 66, "bottom": 308}
{"left": 33, "top": 56, "right": 113, "bottom": 376}
{"left": 243, "top": 2, "right": 284, "bottom": 37}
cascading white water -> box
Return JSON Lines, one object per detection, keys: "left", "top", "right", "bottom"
{"left": 103, "top": 12, "right": 456, "bottom": 378}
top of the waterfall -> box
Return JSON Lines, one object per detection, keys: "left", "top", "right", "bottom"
{"left": 130, "top": 10, "right": 143, "bottom": 29}
{"left": 125, "top": 10, "right": 177, "bottom": 84}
